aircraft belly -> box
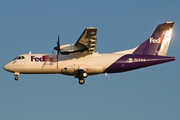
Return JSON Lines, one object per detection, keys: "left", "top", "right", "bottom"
{"left": 59, "top": 54, "right": 122, "bottom": 76}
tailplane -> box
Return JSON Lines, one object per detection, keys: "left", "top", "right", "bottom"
{"left": 133, "top": 22, "right": 175, "bottom": 56}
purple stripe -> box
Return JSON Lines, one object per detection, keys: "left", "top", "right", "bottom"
{"left": 104, "top": 54, "right": 175, "bottom": 73}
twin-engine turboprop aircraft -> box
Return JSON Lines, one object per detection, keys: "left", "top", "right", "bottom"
{"left": 4, "top": 22, "right": 176, "bottom": 85}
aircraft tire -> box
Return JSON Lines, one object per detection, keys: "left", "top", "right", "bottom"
{"left": 15, "top": 76, "right": 18, "bottom": 81}
{"left": 79, "top": 79, "right": 85, "bottom": 85}
{"left": 82, "top": 72, "right": 88, "bottom": 78}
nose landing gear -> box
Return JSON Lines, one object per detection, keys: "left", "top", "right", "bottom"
{"left": 76, "top": 70, "right": 88, "bottom": 85}
{"left": 14, "top": 72, "right": 19, "bottom": 81}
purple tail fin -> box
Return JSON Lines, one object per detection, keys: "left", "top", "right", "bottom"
{"left": 133, "top": 22, "right": 175, "bottom": 56}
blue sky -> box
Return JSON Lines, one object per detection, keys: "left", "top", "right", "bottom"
{"left": 0, "top": 0, "right": 180, "bottom": 120}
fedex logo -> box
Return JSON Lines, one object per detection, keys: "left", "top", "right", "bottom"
{"left": 149, "top": 38, "right": 163, "bottom": 43}
{"left": 31, "top": 56, "right": 54, "bottom": 62}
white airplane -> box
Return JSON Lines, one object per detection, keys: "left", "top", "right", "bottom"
{"left": 4, "top": 22, "right": 176, "bottom": 85}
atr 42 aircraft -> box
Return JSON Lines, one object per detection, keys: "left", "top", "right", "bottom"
{"left": 4, "top": 22, "right": 176, "bottom": 85}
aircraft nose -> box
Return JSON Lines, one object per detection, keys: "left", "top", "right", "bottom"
{"left": 3, "top": 63, "right": 10, "bottom": 71}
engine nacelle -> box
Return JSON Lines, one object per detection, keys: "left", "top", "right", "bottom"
{"left": 60, "top": 44, "right": 77, "bottom": 52}
{"left": 59, "top": 44, "right": 85, "bottom": 55}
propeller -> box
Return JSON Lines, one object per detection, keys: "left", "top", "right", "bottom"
{"left": 54, "top": 36, "right": 61, "bottom": 69}
{"left": 54, "top": 36, "right": 61, "bottom": 55}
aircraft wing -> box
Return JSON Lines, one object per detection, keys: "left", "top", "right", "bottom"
{"left": 75, "top": 27, "right": 97, "bottom": 54}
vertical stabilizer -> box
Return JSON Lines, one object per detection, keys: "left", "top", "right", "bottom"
{"left": 133, "top": 22, "right": 175, "bottom": 56}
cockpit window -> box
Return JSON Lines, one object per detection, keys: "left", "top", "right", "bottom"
{"left": 13, "top": 56, "right": 25, "bottom": 60}
{"left": 13, "top": 57, "right": 17, "bottom": 60}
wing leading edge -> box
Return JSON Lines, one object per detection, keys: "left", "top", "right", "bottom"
{"left": 75, "top": 27, "right": 97, "bottom": 54}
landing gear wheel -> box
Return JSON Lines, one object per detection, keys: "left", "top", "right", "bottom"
{"left": 82, "top": 72, "right": 88, "bottom": 78}
{"left": 76, "top": 70, "right": 87, "bottom": 85}
{"left": 79, "top": 79, "right": 85, "bottom": 85}
{"left": 15, "top": 76, "right": 18, "bottom": 81}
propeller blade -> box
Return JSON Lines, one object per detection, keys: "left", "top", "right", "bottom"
{"left": 54, "top": 35, "right": 61, "bottom": 55}
{"left": 54, "top": 36, "right": 61, "bottom": 69}
{"left": 57, "top": 35, "right": 60, "bottom": 47}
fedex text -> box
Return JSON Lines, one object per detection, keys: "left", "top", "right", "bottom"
{"left": 149, "top": 38, "right": 163, "bottom": 43}
{"left": 31, "top": 56, "right": 54, "bottom": 62}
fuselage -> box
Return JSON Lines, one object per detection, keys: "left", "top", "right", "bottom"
{"left": 3, "top": 53, "right": 122, "bottom": 76}
{"left": 4, "top": 52, "right": 175, "bottom": 77}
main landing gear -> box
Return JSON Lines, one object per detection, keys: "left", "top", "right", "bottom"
{"left": 76, "top": 70, "right": 88, "bottom": 85}
{"left": 14, "top": 72, "right": 19, "bottom": 81}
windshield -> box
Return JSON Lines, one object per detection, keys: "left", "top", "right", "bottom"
{"left": 13, "top": 56, "right": 25, "bottom": 60}
{"left": 13, "top": 57, "right": 17, "bottom": 60}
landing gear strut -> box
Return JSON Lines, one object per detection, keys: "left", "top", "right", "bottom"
{"left": 76, "top": 70, "right": 88, "bottom": 85}
{"left": 14, "top": 72, "right": 19, "bottom": 81}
